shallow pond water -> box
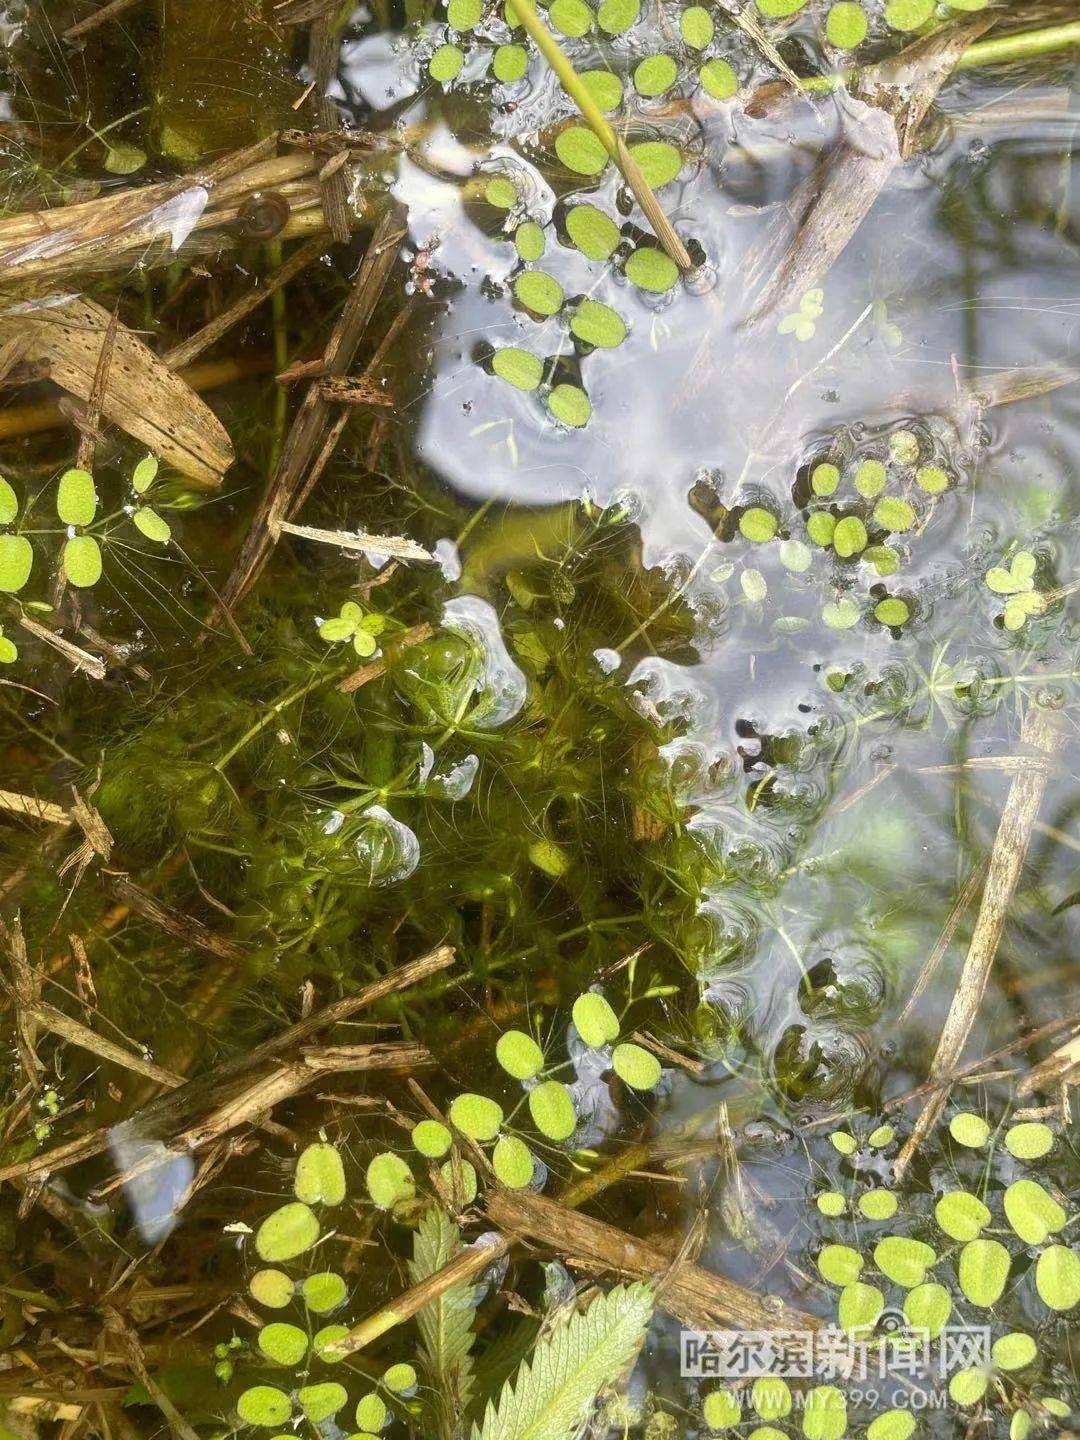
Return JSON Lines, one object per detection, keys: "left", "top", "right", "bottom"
{"left": 0, "top": 2, "right": 1077, "bottom": 1438}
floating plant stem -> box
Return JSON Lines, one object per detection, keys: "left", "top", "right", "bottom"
{"left": 508, "top": 0, "right": 692, "bottom": 272}
{"left": 800, "top": 20, "right": 1080, "bottom": 95}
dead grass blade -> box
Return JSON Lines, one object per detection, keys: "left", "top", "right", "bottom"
{"left": 0, "top": 791, "right": 69, "bottom": 824}
{"left": 107, "top": 876, "right": 247, "bottom": 961}
{"left": 748, "top": 15, "right": 993, "bottom": 320}
{"left": 893, "top": 704, "right": 1064, "bottom": 1180}
{"left": 0, "top": 297, "right": 234, "bottom": 487}
{"left": 63, "top": 0, "right": 144, "bottom": 40}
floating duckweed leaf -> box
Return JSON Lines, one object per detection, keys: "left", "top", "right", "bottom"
{"left": 356, "top": 1394, "right": 387, "bottom": 1432}
{"left": 1010, "top": 1413, "right": 1032, "bottom": 1440}
{"left": 258, "top": 1322, "right": 308, "bottom": 1366}
{"left": 864, "top": 544, "right": 900, "bottom": 576}
{"left": 859, "top": 1190, "right": 898, "bottom": 1221}
{"left": 699, "top": 58, "right": 738, "bottom": 100}
{"left": 985, "top": 551, "right": 1036, "bottom": 594}
{"left": 916, "top": 465, "right": 948, "bottom": 494}
{"left": 295, "top": 1142, "right": 346, "bottom": 1206}
{"left": 131, "top": 455, "right": 158, "bottom": 493}
{"left": 780, "top": 539, "right": 811, "bottom": 572}
{"left": 485, "top": 176, "right": 518, "bottom": 209}
{"left": 888, "top": 428, "right": 920, "bottom": 463}
{"left": 958, "top": 1238, "right": 1011, "bottom": 1307}
{"left": 250, "top": 1269, "right": 293, "bottom": 1309}
{"left": 948, "top": 1369, "right": 988, "bottom": 1407}
{"left": 873, "top": 497, "right": 916, "bottom": 532}
{"left": 57, "top": 467, "right": 97, "bottom": 526}
{"left": 514, "top": 271, "right": 564, "bottom": 316}
{"left": 365, "top": 1152, "right": 415, "bottom": 1209}
{"left": 624, "top": 247, "right": 678, "bottom": 293}
{"left": 740, "top": 507, "right": 778, "bottom": 543}
{"left": 949, "top": 1112, "right": 990, "bottom": 1148}
{"left": 573, "top": 992, "right": 620, "bottom": 1047}
{"left": 830, "top": 1131, "right": 858, "bottom": 1156}
{"left": 634, "top": 54, "right": 678, "bottom": 96}
{"left": 555, "top": 125, "right": 608, "bottom": 175}
{"left": 302, "top": 1272, "right": 348, "bottom": 1313}
{"left": 875, "top": 1238, "right": 936, "bottom": 1289}
{"left": 854, "top": 459, "right": 886, "bottom": 497}
{"left": 802, "top": 1386, "right": 846, "bottom": 1440}
{"left": 105, "top": 141, "right": 147, "bottom": 175}
{"left": 1002, "top": 591, "right": 1047, "bottom": 630}
{"left": 935, "top": 1191, "right": 991, "bottom": 1243}
{"left": 818, "top": 1244, "right": 863, "bottom": 1286}
{"left": 312, "top": 1324, "right": 349, "bottom": 1360}
{"left": 597, "top": 0, "right": 639, "bottom": 33}
{"left": 547, "top": 384, "right": 591, "bottom": 427}
{"left": 703, "top": 1390, "right": 741, "bottom": 1430}
{"left": 867, "top": 1410, "right": 916, "bottom": 1440}
{"left": 449, "top": 1092, "right": 503, "bottom": 1141}
{"left": 807, "top": 512, "right": 836, "bottom": 547}
{"left": 237, "top": 1387, "right": 291, "bottom": 1427}
{"left": 755, "top": 0, "right": 808, "bottom": 14}
{"left": 529, "top": 1079, "right": 577, "bottom": 1139}
{"left": 580, "top": 69, "right": 624, "bottom": 111}
{"left": 255, "top": 1202, "right": 320, "bottom": 1262}
{"left": 817, "top": 1191, "right": 846, "bottom": 1217}
{"left": 382, "top": 1362, "right": 418, "bottom": 1394}
{"left": 992, "top": 1332, "right": 1036, "bottom": 1371}
{"left": 448, "top": 0, "right": 482, "bottom": 24}
{"left": 566, "top": 204, "right": 621, "bottom": 260}
{"left": 1003, "top": 1179, "right": 1066, "bottom": 1245}
{"left": 514, "top": 220, "right": 545, "bottom": 260}
{"left": 741, "top": 568, "right": 767, "bottom": 603}
{"left": 825, "top": 1, "right": 867, "bottom": 47}
{"left": 628, "top": 140, "right": 681, "bottom": 187}
{"left": 903, "top": 1282, "right": 951, "bottom": 1339}
{"left": 571, "top": 299, "right": 627, "bottom": 349}
{"left": 0, "top": 477, "right": 17, "bottom": 524}
{"left": 612, "top": 1041, "right": 661, "bottom": 1089}
{"left": 496, "top": 1029, "right": 545, "bottom": 1079}
{"left": 1038, "top": 1399, "right": 1071, "bottom": 1419}
{"left": 493, "top": 1135, "right": 534, "bottom": 1188}
{"left": 822, "top": 599, "right": 859, "bottom": 630}
{"left": 1004, "top": 1121, "right": 1053, "bottom": 1160}
{"left": 0, "top": 534, "right": 33, "bottom": 593}
{"left": 528, "top": 837, "right": 569, "bottom": 875}
{"left": 0, "top": 631, "right": 15, "bottom": 667}
{"left": 811, "top": 463, "right": 839, "bottom": 497}
{"left": 550, "top": 0, "right": 593, "bottom": 32}
{"left": 493, "top": 42, "right": 528, "bottom": 81}
{"left": 838, "top": 1281, "right": 883, "bottom": 1336}
{"left": 493, "top": 347, "right": 544, "bottom": 392}
{"left": 1035, "top": 1245, "right": 1080, "bottom": 1311}
{"left": 430, "top": 43, "right": 465, "bottom": 80}
{"left": 412, "top": 1119, "right": 453, "bottom": 1158}
{"left": 752, "top": 1378, "right": 792, "bottom": 1419}
{"left": 748, "top": 1428, "right": 786, "bottom": 1440}
{"left": 868, "top": 1125, "right": 894, "bottom": 1147}
{"left": 884, "top": 0, "right": 934, "bottom": 27}
{"left": 440, "top": 1157, "right": 478, "bottom": 1205}
{"left": 833, "top": 515, "right": 867, "bottom": 558}
{"left": 133, "top": 507, "right": 171, "bottom": 543}
{"left": 298, "top": 1383, "right": 347, "bottom": 1422}
{"left": 681, "top": 3, "right": 713, "bottom": 44}
{"left": 874, "top": 597, "right": 910, "bottom": 627}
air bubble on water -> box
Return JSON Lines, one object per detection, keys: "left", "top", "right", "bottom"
{"left": 432, "top": 752, "right": 479, "bottom": 799}
{"left": 321, "top": 808, "right": 345, "bottom": 836}
{"left": 354, "top": 804, "right": 420, "bottom": 885}
{"left": 435, "top": 536, "right": 462, "bottom": 581}
{"left": 418, "top": 741, "right": 436, "bottom": 785}
{"left": 592, "top": 647, "right": 620, "bottom": 674}
{"left": 442, "top": 594, "right": 527, "bottom": 730}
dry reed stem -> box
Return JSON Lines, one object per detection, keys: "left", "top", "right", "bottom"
{"left": 893, "top": 704, "right": 1064, "bottom": 1180}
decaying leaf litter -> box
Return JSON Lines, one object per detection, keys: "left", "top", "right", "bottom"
{"left": 0, "top": 2, "right": 1077, "bottom": 1439}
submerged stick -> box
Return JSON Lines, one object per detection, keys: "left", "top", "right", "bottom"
{"left": 894, "top": 705, "right": 1063, "bottom": 1180}
{"left": 509, "top": 0, "right": 692, "bottom": 272}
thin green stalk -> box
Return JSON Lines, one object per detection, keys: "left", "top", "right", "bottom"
{"left": 801, "top": 20, "right": 1080, "bottom": 95}
{"left": 510, "top": 0, "right": 693, "bottom": 270}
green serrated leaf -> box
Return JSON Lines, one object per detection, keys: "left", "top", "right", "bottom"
{"left": 472, "top": 1283, "right": 653, "bottom": 1440}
